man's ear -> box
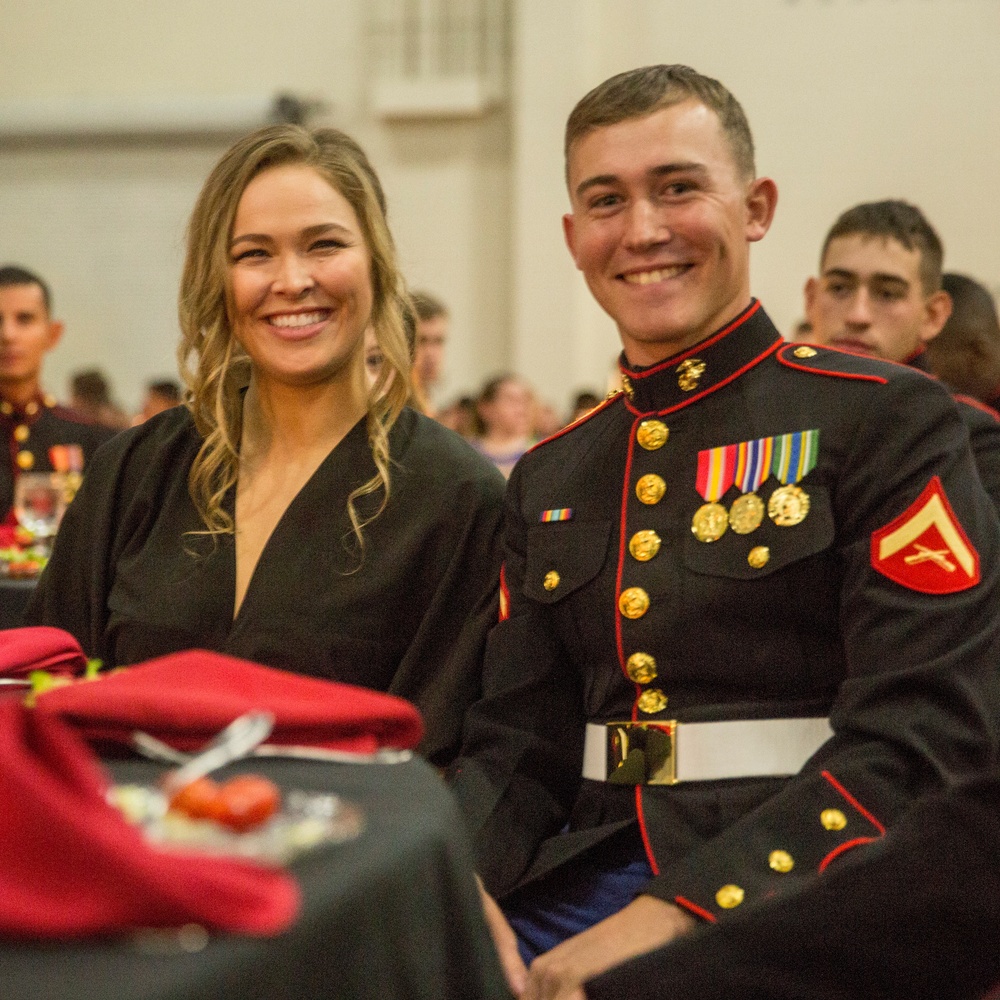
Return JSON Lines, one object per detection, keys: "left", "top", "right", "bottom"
{"left": 803, "top": 276, "right": 820, "bottom": 323}
{"left": 921, "top": 290, "right": 953, "bottom": 343}
{"left": 45, "top": 320, "right": 64, "bottom": 352}
{"left": 562, "top": 213, "right": 581, "bottom": 270}
{"left": 745, "top": 177, "right": 778, "bottom": 243}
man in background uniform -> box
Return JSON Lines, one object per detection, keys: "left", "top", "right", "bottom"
{"left": 448, "top": 65, "right": 1000, "bottom": 999}
{"left": 0, "top": 266, "right": 116, "bottom": 522}
{"left": 803, "top": 200, "right": 1000, "bottom": 507}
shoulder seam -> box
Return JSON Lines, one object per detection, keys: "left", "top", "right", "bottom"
{"left": 526, "top": 393, "right": 621, "bottom": 455}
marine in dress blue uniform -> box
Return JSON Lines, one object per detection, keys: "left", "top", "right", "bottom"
{"left": 448, "top": 66, "right": 1000, "bottom": 998}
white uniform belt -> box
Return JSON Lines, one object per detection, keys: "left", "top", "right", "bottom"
{"left": 583, "top": 718, "right": 833, "bottom": 785}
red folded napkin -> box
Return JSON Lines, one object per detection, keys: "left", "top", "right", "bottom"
{"left": 0, "top": 698, "right": 299, "bottom": 939}
{"left": 0, "top": 626, "right": 88, "bottom": 679}
{"left": 35, "top": 648, "right": 424, "bottom": 753}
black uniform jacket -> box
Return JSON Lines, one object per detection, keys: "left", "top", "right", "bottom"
{"left": 27, "top": 405, "right": 505, "bottom": 766}
{"left": 449, "top": 301, "right": 1000, "bottom": 921}
{"left": 908, "top": 349, "right": 1000, "bottom": 509}
{"left": 0, "top": 396, "right": 116, "bottom": 518}
{"left": 586, "top": 772, "right": 1000, "bottom": 1000}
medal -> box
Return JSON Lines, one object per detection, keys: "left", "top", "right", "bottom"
{"left": 692, "top": 502, "right": 729, "bottom": 542}
{"left": 693, "top": 440, "right": 737, "bottom": 542}
{"left": 729, "top": 492, "right": 765, "bottom": 533}
{"left": 768, "top": 429, "right": 819, "bottom": 527}
{"left": 768, "top": 484, "right": 810, "bottom": 526}
{"left": 728, "top": 436, "right": 773, "bottom": 534}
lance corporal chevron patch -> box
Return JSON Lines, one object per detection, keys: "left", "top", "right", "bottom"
{"left": 870, "top": 476, "right": 980, "bottom": 593}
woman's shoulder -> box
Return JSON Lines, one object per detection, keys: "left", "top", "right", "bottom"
{"left": 391, "top": 407, "right": 506, "bottom": 495}
{"left": 85, "top": 406, "right": 200, "bottom": 486}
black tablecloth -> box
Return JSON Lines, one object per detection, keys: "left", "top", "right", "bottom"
{"left": 3, "top": 754, "right": 511, "bottom": 1000}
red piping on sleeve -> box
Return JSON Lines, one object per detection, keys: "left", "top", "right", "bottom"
{"left": 819, "top": 837, "right": 877, "bottom": 872}
{"left": 674, "top": 896, "right": 717, "bottom": 923}
{"left": 821, "top": 770, "right": 886, "bottom": 834}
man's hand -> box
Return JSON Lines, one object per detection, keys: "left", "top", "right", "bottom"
{"left": 521, "top": 894, "right": 696, "bottom": 1000}
{"left": 477, "top": 878, "right": 528, "bottom": 996}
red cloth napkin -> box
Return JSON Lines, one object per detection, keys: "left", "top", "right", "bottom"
{"left": 0, "top": 698, "right": 299, "bottom": 939}
{"left": 35, "top": 648, "right": 424, "bottom": 753}
{"left": 0, "top": 626, "right": 88, "bottom": 679}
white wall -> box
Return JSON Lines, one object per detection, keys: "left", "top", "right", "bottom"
{"left": 1, "top": 0, "right": 997, "bottom": 418}
{"left": 512, "top": 0, "right": 1000, "bottom": 411}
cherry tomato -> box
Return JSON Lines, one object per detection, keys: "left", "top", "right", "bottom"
{"left": 167, "top": 776, "right": 224, "bottom": 821}
{"left": 213, "top": 775, "right": 282, "bottom": 831}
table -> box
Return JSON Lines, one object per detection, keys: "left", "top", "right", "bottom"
{"left": 0, "top": 577, "right": 35, "bottom": 630}
{"left": 3, "top": 754, "right": 512, "bottom": 1000}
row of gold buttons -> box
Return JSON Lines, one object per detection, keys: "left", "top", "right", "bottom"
{"left": 714, "top": 809, "right": 848, "bottom": 909}
{"left": 619, "top": 419, "right": 671, "bottom": 715}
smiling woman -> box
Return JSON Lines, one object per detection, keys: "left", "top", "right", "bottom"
{"left": 25, "top": 125, "right": 507, "bottom": 766}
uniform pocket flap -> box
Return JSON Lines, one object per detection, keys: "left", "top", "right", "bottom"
{"left": 524, "top": 520, "right": 613, "bottom": 603}
{"left": 683, "top": 485, "right": 834, "bottom": 579}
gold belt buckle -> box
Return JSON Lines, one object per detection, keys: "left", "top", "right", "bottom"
{"left": 605, "top": 720, "right": 678, "bottom": 785}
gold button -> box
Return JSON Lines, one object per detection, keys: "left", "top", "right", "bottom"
{"left": 543, "top": 570, "right": 560, "bottom": 591}
{"left": 43, "top": 394, "right": 57, "bottom": 407}
{"left": 626, "top": 652, "right": 658, "bottom": 684}
{"left": 793, "top": 346, "right": 817, "bottom": 359}
{"left": 769, "top": 850, "right": 794, "bottom": 873}
{"left": 16, "top": 450, "right": 34, "bottom": 470}
{"left": 715, "top": 884, "right": 744, "bottom": 909}
{"left": 24, "top": 401, "right": 39, "bottom": 416}
{"left": 748, "top": 545, "right": 770, "bottom": 569}
{"left": 0, "top": 401, "right": 12, "bottom": 416}
{"left": 821, "top": 808, "right": 847, "bottom": 831}
{"left": 629, "top": 530, "right": 661, "bottom": 562}
{"left": 618, "top": 587, "right": 650, "bottom": 619}
{"left": 636, "top": 420, "right": 668, "bottom": 451}
{"left": 637, "top": 688, "right": 668, "bottom": 714}
{"left": 635, "top": 474, "right": 666, "bottom": 505}
{"left": 13, "top": 424, "right": 29, "bottom": 443}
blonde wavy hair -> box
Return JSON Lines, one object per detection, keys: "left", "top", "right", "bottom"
{"left": 177, "top": 125, "right": 412, "bottom": 551}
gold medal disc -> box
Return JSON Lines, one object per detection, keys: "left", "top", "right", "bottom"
{"left": 691, "top": 501, "right": 729, "bottom": 542}
{"left": 728, "top": 492, "right": 764, "bottom": 534}
{"left": 768, "top": 484, "right": 810, "bottom": 527}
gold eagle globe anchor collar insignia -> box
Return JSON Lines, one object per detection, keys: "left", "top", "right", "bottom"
{"left": 617, "top": 300, "right": 783, "bottom": 415}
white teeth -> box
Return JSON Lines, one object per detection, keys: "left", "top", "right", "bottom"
{"left": 270, "top": 311, "right": 327, "bottom": 328}
{"left": 623, "top": 266, "right": 686, "bottom": 285}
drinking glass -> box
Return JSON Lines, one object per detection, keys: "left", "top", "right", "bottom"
{"left": 13, "top": 472, "right": 68, "bottom": 546}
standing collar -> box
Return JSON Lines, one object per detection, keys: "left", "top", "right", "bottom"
{"left": 619, "top": 300, "right": 783, "bottom": 415}
{"left": 0, "top": 391, "right": 57, "bottom": 421}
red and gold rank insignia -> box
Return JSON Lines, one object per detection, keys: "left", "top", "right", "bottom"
{"left": 870, "top": 476, "right": 980, "bottom": 593}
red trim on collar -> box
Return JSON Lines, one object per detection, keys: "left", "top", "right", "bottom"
{"left": 524, "top": 392, "right": 622, "bottom": 456}
{"left": 821, "top": 770, "right": 886, "bottom": 834}
{"left": 620, "top": 300, "right": 762, "bottom": 382}
{"left": 624, "top": 337, "right": 783, "bottom": 418}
